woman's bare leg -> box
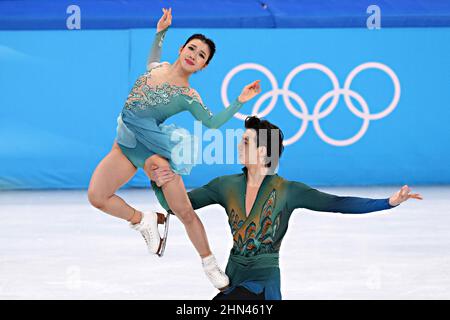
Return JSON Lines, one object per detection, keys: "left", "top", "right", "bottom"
{"left": 143, "top": 155, "right": 212, "bottom": 258}
{"left": 88, "top": 141, "right": 141, "bottom": 223}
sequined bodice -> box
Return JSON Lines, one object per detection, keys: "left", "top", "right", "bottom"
{"left": 124, "top": 72, "right": 193, "bottom": 111}
{"left": 122, "top": 65, "right": 209, "bottom": 124}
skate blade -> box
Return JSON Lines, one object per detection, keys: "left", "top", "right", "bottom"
{"left": 157, "top": 212, "right": 170, "bottom": 258}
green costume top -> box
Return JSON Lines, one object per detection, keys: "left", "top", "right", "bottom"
{"left": 153, "top": 167, "right": 397, "bottom": 299}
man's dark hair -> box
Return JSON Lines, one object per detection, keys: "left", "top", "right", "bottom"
{"left": 244, "top": 116, "right": 284, "bottom": 170}
{"left": 182, "top": 34, "right": 216, "bottom": 65}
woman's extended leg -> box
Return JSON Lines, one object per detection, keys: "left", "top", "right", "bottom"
{"left": 143, "top": 155, "right": 211, "bottom": 258}
{"left": 87, "top": 141, "right": 141, "bottom": 223}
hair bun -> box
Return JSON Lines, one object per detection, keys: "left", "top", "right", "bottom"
{"left": 245, "top": 115, "right": 261, "bottom": 127}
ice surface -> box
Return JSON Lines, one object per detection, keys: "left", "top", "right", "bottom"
{"left": 0, "top": 186, "right": 449, "bottom": 299}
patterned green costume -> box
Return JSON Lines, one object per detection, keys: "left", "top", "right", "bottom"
{"left": 154, "top": 167, "right": 397, "bottom": 299}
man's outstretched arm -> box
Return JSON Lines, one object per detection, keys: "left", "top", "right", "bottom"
{"left": 287, "top": 181, "right": 422, "bottom": 214}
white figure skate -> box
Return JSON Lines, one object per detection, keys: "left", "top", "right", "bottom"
{"left": 202, "top": 254, "right": 230, "bottom": 291}
{"left": 130, "top": 211, "right": 170, "bottom": 257}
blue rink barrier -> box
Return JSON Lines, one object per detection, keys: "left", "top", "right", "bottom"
{"left": 1, "top": 0, "right": 450, "bottom": 29}
{"left": 0, "top": 26, "right": 449, "bottom": 189}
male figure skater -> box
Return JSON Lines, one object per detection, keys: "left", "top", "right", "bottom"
{"left": 150, "top": 116, "right": 422, "bottom": 300}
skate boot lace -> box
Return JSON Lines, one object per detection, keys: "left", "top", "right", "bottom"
{"left": 141, "top": 222, "right": 157, "bottom": 246}
{"left": 141, "top": 230, "right": 152, "bottom": 246}
{"left": 131, "top": 213, "right": 160, "bottom": 253}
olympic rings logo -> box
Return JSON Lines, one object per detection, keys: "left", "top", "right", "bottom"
{"left": 221, "top": 62, "right": 401, "bottom": 146}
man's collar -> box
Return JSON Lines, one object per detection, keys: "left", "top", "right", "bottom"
{"left": 241, "top": 166, "right": 278, "bottom": 178}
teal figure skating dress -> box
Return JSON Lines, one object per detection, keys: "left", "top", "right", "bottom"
{"left": 116, "top": 27, "right": 244, "bottom": 174}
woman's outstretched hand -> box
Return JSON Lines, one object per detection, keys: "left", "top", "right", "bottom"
{"left": 157, "top": 7, "right": 172, "bottom": 33}
{"left": 238, "top": 80, "right": 262, "bottom": 103}
{"left": 389, "top": 185, "right": 423, "bottom": 206}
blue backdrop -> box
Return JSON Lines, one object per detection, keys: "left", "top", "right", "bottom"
{"left": 1, "top": 27, "right": 449, "bottom": 189}
{"left": 2, "top": 0, "right": 450, "bottom": 29}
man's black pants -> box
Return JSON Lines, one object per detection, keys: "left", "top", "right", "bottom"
{"left": 212, "top": 286, "right": 265, "bottom": 300}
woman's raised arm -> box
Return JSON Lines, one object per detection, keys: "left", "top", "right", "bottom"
{"left": 147, "top": 7, "right": 172, "bottom": 70}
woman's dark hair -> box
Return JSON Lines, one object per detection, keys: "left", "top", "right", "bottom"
{"left": 244, "top": 116, "right": 284, "bottom": 169}
{"left": 182, "top": 34, "right": 216, "bottom": 65}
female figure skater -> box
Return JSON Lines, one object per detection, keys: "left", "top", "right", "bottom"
{"left": 87, "top": 7, "right": 262, "bottom": 290}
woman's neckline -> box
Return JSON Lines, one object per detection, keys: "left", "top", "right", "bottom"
{"left": 143, "top": 77, "right": 192, "bottom": 91}
{"left": 162, "top": 81, "right": 191, "bottom": 89}
{"left": 144, "top": 63, "right": 192, "bottom": 90}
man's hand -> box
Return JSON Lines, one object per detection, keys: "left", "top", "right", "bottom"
{"left": 389, "top": 185, "right": 423, "bottom": 206}
{"left": 156, "top": 7, "right": 172, "bottom": 33}
{"left": 149, "top": 165, "right": 176, "bottom": 187}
